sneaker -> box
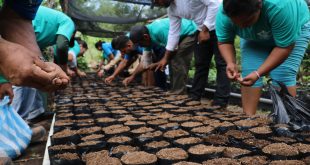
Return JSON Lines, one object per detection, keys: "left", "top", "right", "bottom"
{"left": 31, "top": 125, "right": 46, "bottom": 143}
{"left": 0, "top": 157, "right": 13, "bottom": 165}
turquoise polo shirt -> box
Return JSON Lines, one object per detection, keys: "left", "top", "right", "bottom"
{"left": 216, "top": 0, "right": 310, "bottom": 47}
{"left": 145, "top": 18, "right": 197, "bottom": 50}
{"left": 32, "top": 6, "right": 75, "bottom": 49}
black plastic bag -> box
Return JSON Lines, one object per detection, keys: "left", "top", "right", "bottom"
{"left": 268, "top": 80, "right": 310, "bottom": 130}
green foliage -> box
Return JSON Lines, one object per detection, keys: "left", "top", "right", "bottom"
{"left": 77, "top": 56, "right": 89, "bottom": 71}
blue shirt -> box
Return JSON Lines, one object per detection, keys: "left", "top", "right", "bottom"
{"left": 124, "top": 46, "right": 143, "bottom": 61}
{"left": 102, "top": 43, "right": 119, "bottom": 59}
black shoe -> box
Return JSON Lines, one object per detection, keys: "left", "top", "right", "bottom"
{"left": 28, "top": 112, "right": 55, "bottom": 124}
{"left": 188, "top": 95, "right": 201, "bottom": 101}
{"left": 211, "top": 100, "right": 228, "bottom": 109}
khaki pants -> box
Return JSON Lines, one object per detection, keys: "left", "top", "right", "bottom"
{"left": 170, "top": 35, "right": 196, "bottom": 94}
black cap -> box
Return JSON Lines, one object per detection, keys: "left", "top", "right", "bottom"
{"left": 130, "top": 25, "right": 147, "bottom": 43}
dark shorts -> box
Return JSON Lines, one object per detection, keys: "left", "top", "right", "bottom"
{"left": 5, "top": 0, "right": 43, "bottom": 20}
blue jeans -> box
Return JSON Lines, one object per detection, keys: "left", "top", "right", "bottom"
{"left": 5, "top": 0, "right": 43, "bottom": 20}
{"left": 11, "top": 87, "right": 45, "bottom": 120}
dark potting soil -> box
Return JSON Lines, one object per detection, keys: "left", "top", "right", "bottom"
{"left": 270, "top": 136, "right": 297, "bottom": 143}
{"left": 181, "top": 122, "right": 203, "bottom": 128}
{"left": 121, "top": 151, "right": 157, "bottom": 165}
{"left": 138, "top": 131, "right": 163, "bottom": 139}
{"left": 262, "top": 143, "right": 299, "bottom": 157}
{"left": 243, "top": 138, "right": 272, "bottom": 149}
{"left": 159, "top": 122, "right": 179, "bottom": 130}
{"left": 204, "top": 135, "right": 229, "bottom": 146}
{"left": 131, "top": 127, "right": 154, "bottom": 134}
{"left": 249, "top": 126, "right": 272, "bottom": 135}
{"left": 225, "top": 130, "right": 254, "bottom": 140}
{"left": 292, "top": 143, "right": 310, "bottom": 154}
{"left": 108, "top": 136, "right": 132, "bottom": 143}
{"left": 156, "top": 148, "right": 188, "bottom": 161}
{"left": 147, "top": 119, "right": 169, "bottom": 125}
{"left": 111, "top": 145, "right": 139, "bottom": 155}
{"left": 81, "top": 134, "right": 105, "bottom": 141}
{"left": 185, "top": 101, "right": 201, "bottom": 106}
{"left": 145, "top": 141, "right": 170, "bottom": 149}
{"left": 104, "top": 126, "right": 130, "bottom": 135}
{"left": 234, "top": 119, "right": 259, "bottom": 128}
{"left": 163, "top": 129, "right": 189, "bottom": 139}
{"left": 173, "top": 161, "right": 202, "bottom": 165}
{"left": 202, "top": 158, "right": 241, "bottom": 165}
{"left": 191, "top": 126, "right": 215, "bottom": 134}
{"left": 83, "top": 150, "right": 121, "bottom": 165}
{"left": 223, "top": 147, "right": 251, "bottom": 158}
{"left": 52, "top": 129, "right": 77, "bottom": 138}
{"left": 77, "top": 127, "right": 101, "bottom": 135}
{"left": 238, "top": 156, "right": 268, "bottom": 165}
{"left": 169, "top": 116, "right": 192, "bottom": 122}
{"left": 174, "top": 137, "right": 203, "bottom": 145}
{"left": 54, "top": 153, "right": 79, "bottom": 160}
{"left": 78, "top": 141, "right": 102, "bottom": 147}
{"left": 117, "top": 115, "right": 137, "bottom": 122}
{"left": 49, "top": 144, "right": 76, "bottom": 150}
{"left": 188, "top": 144, "right": 225, "bottom": 155}
{"left": 269, "top": 160, "right": 306, "bottom": 165}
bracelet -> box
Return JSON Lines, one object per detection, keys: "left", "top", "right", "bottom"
{"left": 254, "top": 71, "right": 261, "bottom": 78}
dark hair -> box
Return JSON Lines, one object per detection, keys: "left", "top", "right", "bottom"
{"left": 95, "top": 40, "right": 105, "bottom": 49}
{"left": 78, "top": 40, "right": 88, "bottom": 49}
{"left": 129, "top": 25, "right": 149, "bottom": 44}
{"left": 112, "top": 35, "right": 130, "bottom": 50}
{"left": 223, "top": 0, "right": 261, "bottom": 17}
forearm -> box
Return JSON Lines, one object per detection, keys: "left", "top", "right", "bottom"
{"left": 98, "top": 59, "right": 105, "bottom": 69}
{"left": 112, "top": 60, "right": 128, "bottom": 77}
{"left": 163, "top": 50, "right": 174, "bottom": 62}
{"left": 257, "top": 45, "right": 294, "bottom": 76}
{"left": 56, "top": 35, "right": 69, "bottom": 65}
{"left": 218, "top": 42, "right": 236, "bottom": 64}
{"left": 131, "top": 63, "right": 146, "bottom": 78}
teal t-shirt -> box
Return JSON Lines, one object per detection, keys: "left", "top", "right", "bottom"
{"left": 32, "top": 6, "right": 75, "bottom": 49}
{"left": 216, "top": 0, "right": 310, "bottom": 47}
{"left": 69, "top": 40, "right": 80, "bottom": 56}
{"left": 145, "top": 18, "right": 197, "bottom": 50}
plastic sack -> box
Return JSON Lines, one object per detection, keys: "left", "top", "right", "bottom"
{"left": 0, "top": 96, "right": 32, "bottom": 159}
{"left": 268, "top": 80, "right": 310, "bottom": 130}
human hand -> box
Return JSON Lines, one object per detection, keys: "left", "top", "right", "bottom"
{"left": 122, "top": 76, "right": 135, "bottom": 87}
{"left": 226, "top": 63, "right": 241, "bottom": 81}
{"left": 59, "top": 64, "right": 68, "bottom": 73}
{"left": 155, "top": 58, "right": 168, "bottom": 72}
{"left": 0, "top": 38, "right": 70, "bottom": 92}
{"left": 147, "top": 63, "right": 159, "bottom": 71}
{"left": 105, "top": 75, "right": 115, "bottom": 84}
{"left": 198, "top": 30, "right": 210, "bottom": 43}
{"left": 0, "top": 83, "right": 13, "bottom": 104}
{"left": 78, "top": 71, "right": 87, "bottom": 78}
{"left": 67, "top": 68, "right": 76, "bottom": 77}
{"left": 97, "top": 70, "right": 104, "bottom": 78}
{"left": 239, "top": 71, "right": 260, "bottom": 86}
